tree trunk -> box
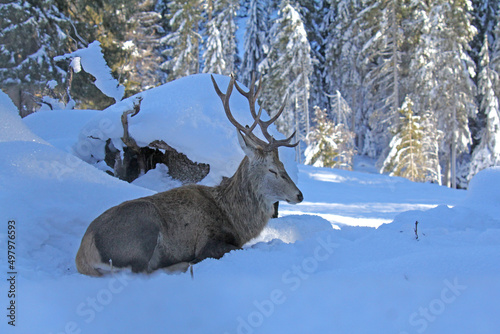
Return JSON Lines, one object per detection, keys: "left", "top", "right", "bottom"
{"left": 391, "top": 0, "right": 399, "bottom": 115}
{"left": 451, "top": 140, "right": 457, "bottom": 189}
{"left": 451, "top": 105, "right": 457, "bottom": 189}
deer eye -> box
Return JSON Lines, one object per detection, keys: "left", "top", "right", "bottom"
{"left": 269, "top": 169, "right": 278, "bottom": 177}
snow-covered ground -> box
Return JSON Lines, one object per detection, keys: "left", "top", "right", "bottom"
{"left": 1, "top": 76, "right": 499, "bottom": 334}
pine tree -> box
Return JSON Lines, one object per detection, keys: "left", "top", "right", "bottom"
{"left": 202, "top": 0, "right": 239, "bottom": 75}
{"left": 492, "top": 12, "right": 500, "bottom": 75}
{"left": 420, "top": 109, "right": 442, "bottom": 184}
{"left": 123, "top": 0, "right": 165, "bottom": 94}
{"left": 469, "top": 37, "right": 500, "bottom": 180}
{"left": 434, "top": 0, "right": 477, "bottom": 188}
{"left": 58, "top": 0, "right": 139, "bottom": 109}
{"left": 161, "top": 0, "right": 203, "bottom": 81}
{"left": 295, "top": 0, "right": 329, "bottom": 112}
{"left": 470, "top": 0, "right": 500, "bottom": 64}
{"left": 203, "top": 18, "right": 226, "bottom": 74}
{"left": 305, "top": 106, "right": 355, "bottom": 169}
{"left": 260, "top": 0, "right": 313, "bottom": 145}
{"left": 305, "top": 106, "right": 338, "bottom": 167}
{"left": 407, "top": 0, "right": 477, "bottom": 188}
{"left": 328, "top": 90, "right": 353, "bottom": 130}
{"left": 240, "top": 0, "right": 270, "bottom": 85}
{"left": 357, "top": 0, "right": 406, "bottom": 157}
{"left": 323, "top": 0, "right": 365, "bottom": 149}
{"left": 0, "top": 0, "right": 73, "bottom": 116}
{"left": 380, "top": 97, "right": 427, "bottom": 182}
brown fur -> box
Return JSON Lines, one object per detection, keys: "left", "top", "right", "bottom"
{"left": 76, "top": 74, "right": 303, "bottom": 276}
{"left": 76, "top": 153, "right": 302, "bottom": 276}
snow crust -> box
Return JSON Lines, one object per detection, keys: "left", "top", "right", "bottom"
{"left": 1, "top": 76, "right": 499, "bottom": 334}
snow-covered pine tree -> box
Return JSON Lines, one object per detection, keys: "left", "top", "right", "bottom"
{"left": 323, "top": 0, "right": 365, "bottom": 149}
{"left": 433, "top": 0, "right": 477, "bottom": 188}
{"left": 203, "top": 16, "right": 226, "bottom": 74}
{"left": 492, "top": 11, "right": 500, "bottom": 75}
{"left": 305, "top": 106, "right": 355, "bottom": 169}
{"left": 259, "top": 0, "right": 313, "bottom": 150}
{"left": 240, "top": 0, "right": 271, "bottom": 86}
{"left": 380, "top": 97, "right": 426, "bottom": 182}
{"left": 469, "top": 37, "right": 500, "bottom": 180}
{"left": 294, "top": 0, "right": 328, "bottom": 112}
{"left": 470, "top": 0, "right": 500, "bottom": 65}
{"left": 202, "top": 0, "right": 240, "bottom": 75}
{"left": 56, "top": 0, "right": 136, "bottom": 109}
{"left": 161, "top": 0, "right": 203, "bottom": 81}
{"left": 408, "top": 0, "right": 477, "bottom": 188}
{"left": 357, "top": 0, "right": 406, "bottom": 158}
{"left": 420, "top": 109, "right": 442, "bottom": 184}
{"left": 334, "top": 123, "right": 356, "bottom": 170}
{"left": 0, "top": 0, "right": 73, "bottom": 116}
{"left": 328, "top": 90, "right": 353, "bottom": 130}
{"left": 305, "top": 106, "right": 338, "bottom": 167}
{"left": 123, "top": 0, "right": 165, "bottom": 94}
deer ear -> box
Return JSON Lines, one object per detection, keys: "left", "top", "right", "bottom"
{"left": 237, "top": 130, "right": 263, "bottom": 158}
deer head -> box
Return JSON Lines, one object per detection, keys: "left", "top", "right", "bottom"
{"left": 211, "top": 74, "right": 303, "bottom": 204}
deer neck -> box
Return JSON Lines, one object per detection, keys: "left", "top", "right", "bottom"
{"left": 216, "top": 156, "right": 274, "bottom": 246}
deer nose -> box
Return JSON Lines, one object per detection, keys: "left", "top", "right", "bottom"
{"left": 297, "top": 191, "right": 303, "bottom": 203}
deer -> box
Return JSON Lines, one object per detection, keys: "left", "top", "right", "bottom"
{"left": 75, "top": 74, "right": 303, "bottom": 276}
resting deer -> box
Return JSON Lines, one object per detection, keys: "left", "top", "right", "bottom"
{"left": 76, "top": 74, "right": 303, "bottom": 276}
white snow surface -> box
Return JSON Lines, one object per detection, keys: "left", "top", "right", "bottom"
{"left": 1, "top": 77, "right": 500, "bottom": 334}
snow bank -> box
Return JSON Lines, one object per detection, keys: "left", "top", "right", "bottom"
{"left": 386, "top": 166, "right": 500, "bottom": 237}
{"left": 131, "top": 163, "right": 182, "bottom": 192}
{"left": 464, "top": 166, "right": 500, "bottom": 218}
{"left": 0, "top": 90, "right": 46, "bottom": 144}
{"left": 23, "top": 109, "right": 100, "bottom": 152}
{"left": 74, "top": 73, "right": 297, "bottom": 185}
{"left": 0, "top": 98, "right": 153, "bottom": 281}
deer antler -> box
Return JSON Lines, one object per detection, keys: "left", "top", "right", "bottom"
{"left": 211, "top": 74, "right": 298, "bottom": 151}
{"left": 233, "top": 74, "right": 298, "bottom": 150}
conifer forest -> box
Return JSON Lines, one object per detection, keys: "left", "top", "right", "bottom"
{"left": 2, "top": 0, "right": 500, "bottom": 189}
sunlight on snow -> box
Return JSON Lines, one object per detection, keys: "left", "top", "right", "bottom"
{"left": 280, "top": 201, "right": 439, "bottom": 228}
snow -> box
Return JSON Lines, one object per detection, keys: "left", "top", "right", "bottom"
{"left": 23, "top": 109, "right": 100, "bottom": 153}
{"left": 0, "top": 89, "right": 46, "bottom": 144}
{"left": 54, "top": 41, "right": 125, "bottom": 102}
{"left": 2, "top": 76, "right": 500, "bottom": 334}
{"left": 73, "top": 73, "right": 297, "bottom": 186}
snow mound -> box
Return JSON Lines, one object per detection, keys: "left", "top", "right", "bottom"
{"left": 247, "top": 214, "right": 334, "bottom": 246}
{"left": 465, "top": 166, "right": 500, "bottom": 218}
{"left": 131, "top": 163, "right": 182, "bottom": 192}
{"left": 383, "top": 167, "right": 500, "bottom": 239}
{"left": 0, "top": 90, "right": 46, "bottom": 144}
{"left": 74, "top": 73, "right": 297, "bottom": 185}
{"left": 0, "top": 100, "right": 153, "bottom": 280}
{"left": 23, "top": 109, "right": 100, "bottom": 152}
